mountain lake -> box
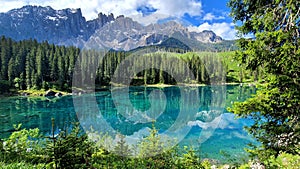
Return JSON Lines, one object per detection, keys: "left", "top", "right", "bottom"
{"left": 0, "top": 85, "right": 258, "bottom": 162}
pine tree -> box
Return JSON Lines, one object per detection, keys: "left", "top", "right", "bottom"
{"left": 228, "top": 0, "right": 300, "bottom": 155}
{"left": 114, "top": 134, "right": 131, "bottom": 157}
{"left": 25, "top": 48, "right": 36, "bottom": 89}
{"left": 0, "top": 37, "right": 10, "bottom": 80}
{"left": 7, "top": 57, "right": 14, "bottom": 86}
{"left": 58, "top": 49, "right": 65, "bottom": 89}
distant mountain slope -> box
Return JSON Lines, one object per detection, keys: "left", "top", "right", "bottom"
{"left": 0, "top": 5, "right": 115, "bottom": 46}
{"left": 87, "top": 16, "right": 234, "bottom": 51}
{"left": 0, "top": 5, "right": 235, "bottom": 51}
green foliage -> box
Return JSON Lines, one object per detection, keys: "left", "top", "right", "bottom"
{"left": 138, "top": 124, "right": 163, "bottom": 158}
{"left": 237, "top": 152, "right": 300, "bottom": 169}
{"left": 46, "top": 122, "right": 94, "bottom": 169}
{"left": 13, "top": 77, "right": 21, "bottom": 89}
{"left": 176, "top": 146, "right": 204, "bottom": 169}
{"left": 0, "top": 35, "right": 259, "bottom": 94}
{"left": 135, "top": 124, "right": 178, "bottom": 168}
{"left": 229, "top": 85, "right": 300, "bottom": 155}
{"left": 228, "top": 0, "right": 300, "bottom": 157}
{"left": 0, "top": 161, "right": 46, "bottom": 169}
{"left": 0, "top": 36, "right": 79, "bottom": 91}
{"left": 266, "top": 152, "right": 300, "bottom": 169}
{"left": 238, "top": 163, "right": 250, "bottom": 169}
{"left": 0, "top": 122, "right": 95, "bottom": 168}
{"left": 0, "top": 124, "right": 44, "bottom": 163}
{"left": 91, "top": 125, "right": 180, "bottom": 169}
{"left": 114, "top": 134, "right": 131, "bottom": 157}
{"left": 2, "top": 122, "right": 299, "bottom": 168}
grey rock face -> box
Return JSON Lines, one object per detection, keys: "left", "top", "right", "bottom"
{"left": 191, "top": 30, "right": 223, "bottom": 43}
{"left": 0, "top": 5, "right": 115, "bottom": 47}
{"left": 0, "top": 5, "right": 223, "bottom": 50}
{"left": 90, "top": 17, "right": 223, "bottom": 50}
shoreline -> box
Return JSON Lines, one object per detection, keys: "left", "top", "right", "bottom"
{"left": 126, "top": 82, "right": 258, "bottom": 88}
{"left": 1, "top": 82, "right": 259, "bottom": 97}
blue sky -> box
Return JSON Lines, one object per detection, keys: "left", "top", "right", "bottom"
{"left": 0, "top": 0, "right": 236, "bottom": 39}
{"left": 184, "top": 0, "right": 232, "bottom": 25}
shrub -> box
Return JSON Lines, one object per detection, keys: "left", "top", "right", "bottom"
{"left": 46, "top": 122, "right": 95, "bottom": 169}
{"left": 0, "top": 124, "right": 44, "bottom": 163}
{"left": 266, "top": 153, "right": 300, "bottom": 169}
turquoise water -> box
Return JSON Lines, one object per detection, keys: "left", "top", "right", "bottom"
{"left": 0, "top": 85, "right": 257, "bottom": 161}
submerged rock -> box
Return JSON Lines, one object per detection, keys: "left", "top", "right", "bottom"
{"left": 45, "top": 90, "right": 56, "bottom": 97}
{"left": 55, "top": 92, "right": 63, "bottom": 97}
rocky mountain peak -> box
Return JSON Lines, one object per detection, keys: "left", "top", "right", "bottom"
{"left": 109, "top": 16, "right": 143, "bottom": 30}
{"left": 0, "top": 5, "right": 225, "bottom": 50}
{"left": 191, "top": 30, "right": 222, "bottom": 43}
{"left": 0, "top": 5, "right": 116, "bottom": 46}
{"left": 88, "top": 16, "right": 223, "bottom": 50}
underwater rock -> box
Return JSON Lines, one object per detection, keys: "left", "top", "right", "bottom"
{"left": 55, "top": 92, "right": 63, "bottom": 97}
{"left": 45, "top": 90, "right": 57, "bottom": 97}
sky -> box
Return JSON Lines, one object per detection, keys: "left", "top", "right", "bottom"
{"left": 0, "top": 0, "right": 237, "bottom": 40}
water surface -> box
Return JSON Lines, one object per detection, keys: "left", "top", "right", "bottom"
{"left": 0, "top": 85, "right": 257, "bottom": 161}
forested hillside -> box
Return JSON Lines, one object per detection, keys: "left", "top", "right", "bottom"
{"left": 0, "top": 36, "right": 263, "bottom": 94}
{"left": 0, "top": 36, "right": 79, "bottom": 93}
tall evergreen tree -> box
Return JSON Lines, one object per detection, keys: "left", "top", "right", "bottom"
{"left": 228, "top": 0, "right": 300, "bottom": 156}
{"left": 7, "top": 57, "right": 15, "bottom": 86}
{"left": 25, "top": 48, "right": 36, "bottom": 89}
{"left": 0, "top": 37, "right": 11, "bottom": 80}
{"left": 58, "top": 48, "right": 66, "bottom": 89}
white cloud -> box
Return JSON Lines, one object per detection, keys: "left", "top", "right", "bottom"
{"left": 203, "top": 13, "right": 225, "bottom": 21}
{"left": 0, "top": 0, "right": 28, "bottom": 12}
{"left": 0, "top": 0, "right": 202, "bottom": 22}
{"left": 1, "top": 0, "right": 239, "bottom": 39}
{"left": 147, "top": 0, "right": 202, "bottom": 17}
{"left": 130, "top": 13, "right": 170, "bottom": 26}
{"left": 188, "top": 22, "right": 237, "bottom": 40}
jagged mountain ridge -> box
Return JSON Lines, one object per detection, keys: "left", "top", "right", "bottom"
{"left": 87, "top": 16, "right": 224, "bottom": 50}
{"left": 0, "top": 5, "right": 115, "bottom": 46}
{"left": 0, "top": 5, "right": 227, "bottom": 50}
